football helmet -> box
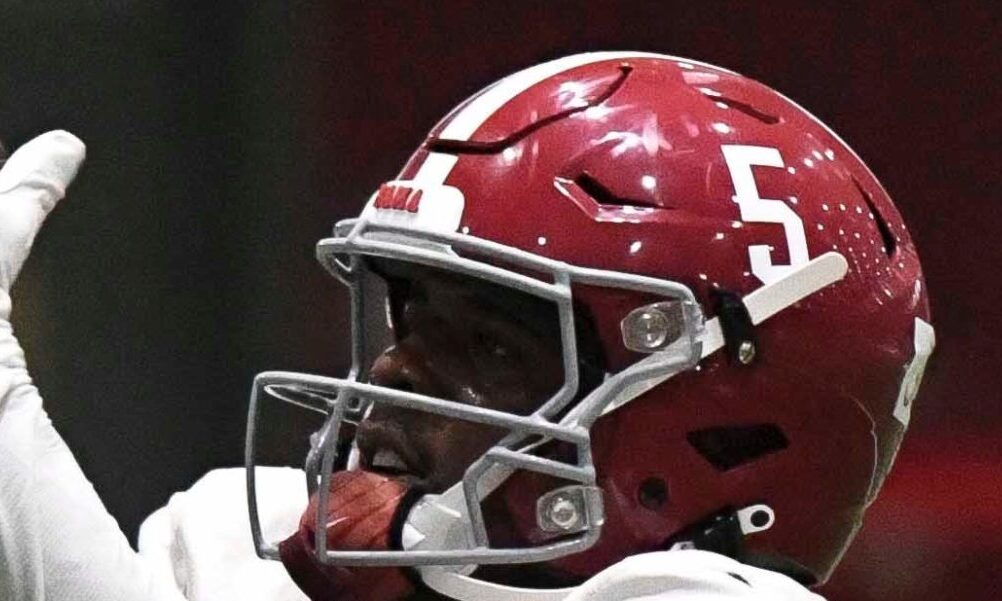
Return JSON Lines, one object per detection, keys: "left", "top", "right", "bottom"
{"left": 245, "top": 52, "right": 934, "bottom": 600}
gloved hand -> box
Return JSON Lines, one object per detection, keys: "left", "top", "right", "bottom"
{"left": 0, "top": 130, "right": 84, "bottom": 314}
{"left": 0, "top": 131, "right": 186, "bottom": 601}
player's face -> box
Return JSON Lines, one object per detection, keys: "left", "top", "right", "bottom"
{"left": 356, "top": 261, "right": 565, "bottom": 493}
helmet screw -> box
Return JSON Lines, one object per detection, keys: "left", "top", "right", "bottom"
{"left": 537, "top": 486, "right": 592, "bottom": 533}
{"left": 547, "top": 496, "right": 580, "bottom": 530}
{"left": 636, "top": 309, "right": 671, "bottom": 349}
{"left": 738, "top": 340, "right": 756, "bottom": 364}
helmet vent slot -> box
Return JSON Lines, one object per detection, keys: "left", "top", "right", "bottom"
{"left": 699, "top": 92, "right": 780, "bottom": 125}
{"left": 687, "top": 424, "right": 789, "bottom": 471}
{"left": 575, "top": 172, "right": 664, "bottom": 209}
{"left": 853, "top": 177, "right": 897, "bottom": 257}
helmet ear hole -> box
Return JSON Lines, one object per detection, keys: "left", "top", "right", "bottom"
{"left": 637, "top": 477, "right": 669, "bottom": 511}
{"left": 686, "top": 424, "right": 789, "bottom": 471}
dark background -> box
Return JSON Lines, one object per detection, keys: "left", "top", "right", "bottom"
{"left": 0, "top": 2, "right": 998, "bottom": 600}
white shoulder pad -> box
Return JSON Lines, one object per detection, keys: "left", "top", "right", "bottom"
{"left": 138, "top": 467, "right": 308, "bottom": 601}
{"left": 565, "top": 551, "right": 825, "bottom": 601}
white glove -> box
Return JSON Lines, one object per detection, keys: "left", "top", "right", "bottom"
{"left": 0, "top": 132, "right": 83, "bottom": 310}
{"left": 0, "top": 131, "right": 186, "bottom": 601}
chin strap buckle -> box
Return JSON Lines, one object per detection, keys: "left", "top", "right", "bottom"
{"left": 736, "top": 504, "right": 775, "bottom": 534}
{"left": 667, "top": 503, "right": 775, "bottom": 554}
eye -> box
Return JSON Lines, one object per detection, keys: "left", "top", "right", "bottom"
{"left": 472, "top": 330, "right": 515, "bottom": 362}
{"left": 474, "top": 331, "right": 503, "bottom": 354}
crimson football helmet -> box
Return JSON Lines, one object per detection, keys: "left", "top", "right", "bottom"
{"left": 245, "top": 52, "right": 934, "bottom": 600}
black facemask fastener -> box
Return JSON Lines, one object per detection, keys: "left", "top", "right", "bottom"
{"left": 713, "top": 289, "right": 758, "bottom": 366}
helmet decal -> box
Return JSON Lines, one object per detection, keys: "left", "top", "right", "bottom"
{"left": 721, "top": 144, "right": 810, "bottom": 285}
{"left": 364, "top": 180, "right": 465, "bottom": 234}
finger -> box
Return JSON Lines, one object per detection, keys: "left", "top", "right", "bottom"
{"left": 0, "top": 130, "right": 86, "bottom": 214}
{"left": 0, "top": 131, "right": 86, "bottom": 295}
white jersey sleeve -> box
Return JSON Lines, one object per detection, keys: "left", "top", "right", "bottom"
{"left": 566, "top": 550, "right": 825, "bottom": 601}
{"left": 137, "top": 467, "right": 309, "bottom": 601}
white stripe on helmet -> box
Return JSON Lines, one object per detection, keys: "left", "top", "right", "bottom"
{"left": 412, "top": 52, "right": 738, "bottom": 187}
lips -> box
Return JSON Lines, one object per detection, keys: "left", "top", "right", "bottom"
{"left": 355, "top": 420, "right": 428, "bottom": 484}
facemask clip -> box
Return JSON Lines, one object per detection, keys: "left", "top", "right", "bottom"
{"left": 536, "top": 485, "right": 603, "bottom": 534}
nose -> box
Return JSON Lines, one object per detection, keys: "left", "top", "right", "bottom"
{"left": 367, "top": 343, "right": 441, "bottom": 397}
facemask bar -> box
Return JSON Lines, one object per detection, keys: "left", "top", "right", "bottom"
{"left": 246, "top": 216, "right": 707, "bottom": 568}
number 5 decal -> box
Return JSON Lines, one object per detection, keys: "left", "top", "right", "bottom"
{"left": 722, "top": 145, "right": 809, "bottom": 285}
